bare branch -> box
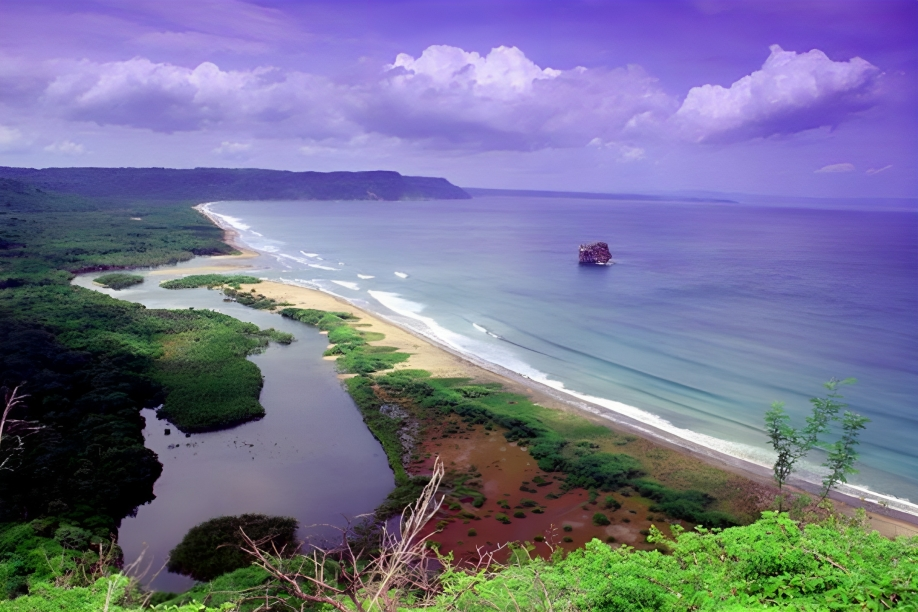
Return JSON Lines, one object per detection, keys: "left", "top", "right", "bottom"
{"left": 239, "top": 457, "right": 448, "bottom": 612}
{"left": 0, "top": 385, "right": 42, "bottom": 471}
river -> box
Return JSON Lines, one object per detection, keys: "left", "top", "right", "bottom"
{"left": 74, "top": 256, "right": 394, "bottom": 592}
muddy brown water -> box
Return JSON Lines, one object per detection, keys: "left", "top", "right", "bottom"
{"left": 74, "top": 264, "right": 394, "bottom": 593}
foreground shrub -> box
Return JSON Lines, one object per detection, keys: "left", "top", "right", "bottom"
{"left": 421, "top": 512, "right": 917, "bottom": 611}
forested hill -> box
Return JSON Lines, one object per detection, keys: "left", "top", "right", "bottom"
{"left": 0, "top": 166, "right": 470, "bottom": 202}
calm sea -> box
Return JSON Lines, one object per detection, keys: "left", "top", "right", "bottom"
{"left": 206, "top": 196, "right": 918, "bottom": 507}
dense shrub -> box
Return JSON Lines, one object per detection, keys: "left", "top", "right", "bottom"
{"left": 93, "top": 273, "right": 143, "bottom": 290}
{"left": 421, "top": 512, "right": 918, "bottom": 611}
{"left": 634, "top": 480, "right": 738, "bottom": 528}
{"left": 160, "top": 275, "right": 262, "bottom": 290}
{"left": 167, "top": 514, "right": 298, "bottom": 582}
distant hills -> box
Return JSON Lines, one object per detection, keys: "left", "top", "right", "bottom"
{"left": 0, "top": 167, "right": 470, "bottom": 202}
{"left": 463, "top": 187, "right": 738, "bottom": 204}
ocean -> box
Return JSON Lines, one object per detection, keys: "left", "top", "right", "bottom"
{"left": 204, "top": 196, "right": 918, "bottom": 508}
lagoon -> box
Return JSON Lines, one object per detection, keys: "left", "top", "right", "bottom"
{"left": 75, "top": 263, "right": 394, "bottom": 592}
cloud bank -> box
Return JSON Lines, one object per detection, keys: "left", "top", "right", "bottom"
{"left": 4, "top": 44, "right": 883, "bottom": 154}
{"left": 674, "top": 45, "right": 880, "bottom": 143}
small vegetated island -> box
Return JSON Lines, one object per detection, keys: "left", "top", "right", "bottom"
{"left": 94, "top": 272, "right": 144, "bottom": 290}
{"left": 0, "top": 168, "right": 914, "bottom": 611}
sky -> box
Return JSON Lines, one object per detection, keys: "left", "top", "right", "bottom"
{"left": 0, "top": 0, "right": 915, "bottom": 198}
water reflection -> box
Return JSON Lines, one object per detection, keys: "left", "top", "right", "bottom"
{"left": 75, "top": 261, "right": 394, "bottom": 592}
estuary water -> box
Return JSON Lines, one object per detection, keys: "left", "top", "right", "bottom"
{"left": 205, "top": 196, "right": 918, "bottom": 510}
{"left": 74, "top": 269, "right": 394, "bottom": 592}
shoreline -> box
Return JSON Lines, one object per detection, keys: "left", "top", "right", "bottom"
{"left": 193, "top": 201, "right": 918, "bottom": 536}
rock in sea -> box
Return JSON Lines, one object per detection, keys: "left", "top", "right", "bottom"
{"left": 579, "top": 241, "right": 612, "bottom": 265}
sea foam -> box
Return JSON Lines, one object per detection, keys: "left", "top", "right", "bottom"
{"left": 332, "top": 280, "right": 360, "bottom": 291}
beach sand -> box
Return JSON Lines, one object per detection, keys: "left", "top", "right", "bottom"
{"left": 244, "top": 278, "right": 917, "bottom": 540}
{"left": 192, "top": 203, "right": 918, "bottom": 540}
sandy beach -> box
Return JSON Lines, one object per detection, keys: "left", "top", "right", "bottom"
{"left": 192, "top": 202, "right": 918, "bottom": 539}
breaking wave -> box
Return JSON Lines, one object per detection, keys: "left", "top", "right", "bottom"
{"left": 331, "top": 280, "right": 360, "bottom": 291}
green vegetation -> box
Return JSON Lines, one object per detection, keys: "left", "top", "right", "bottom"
{"left": 765, "top": 378, "right": 869, "bottom": 507}
{"left": 0, "top": 166, "right": 471, "bottom": 202}
{"left": 153, "top": 310, "right": 292, "bottom": 432}
{"left": 3, "top": 176, "right": 911, "bottom": 611}
{"left": 0, "top": 179, "right": 291, "bottom": 602}
{"left": 160, "top": 274, "right": 262, "bottom": 290}
{"left": 421, "top": 512, "right": 916, "bottom": 611}
{"left": 93, "top": 273, "right": 143, "bottom": 290}
{"left": 161, "top": 275, "right": 290, "bottom": 310}
{"left": 363, "top": 368, "right": 737, "bottom": 528}
{"left": 0, "top": 575, "right": 233, "bottom": 611}
{"left": 0, "top": 179, "right": 234, "bottom": 287}
{"left": 150, "top": 565, "right": 279, "bottom": 610}
{"left": 167, "top": 514, "right": 298, "bottom": 582}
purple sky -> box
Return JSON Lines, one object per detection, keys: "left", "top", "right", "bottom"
{"left": 0, "top": 0, "right": 915, "bottom": 197}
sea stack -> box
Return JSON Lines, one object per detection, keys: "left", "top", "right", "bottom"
{"left": 579, "top": 242, "right": 613, "bottom": 265}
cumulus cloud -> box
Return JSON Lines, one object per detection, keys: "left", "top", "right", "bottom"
{"left": 368, "top": 45, "right": 675, "bottom": 150}
{"left": 40, "top": 58, "right": 355, "bottom": 137}
{"left": 815, "top": 162, "right": 855, "bottom": 173}
{"left": 388, "top": 45, "right": 561, "bottom": 99}
{"left": 0, "top": 43, "right": 886, "bottom": 155}
{"left": 44, "top": 140, "right": 86, "bottom": 155}
{"left": 673, "top": 45, "right": 880, "bottom": 142}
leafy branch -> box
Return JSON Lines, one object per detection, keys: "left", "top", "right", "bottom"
{"left": 764, "top": 378, "right": 869, "bottom": 509}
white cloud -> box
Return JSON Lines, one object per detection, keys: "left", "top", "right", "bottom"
{"left": 41, "top": 57, "right": 355, "bottom": 137}
{"left": 674, "top": 45, "right": 880, "bottom": 142}
{"left": 371, "top": 45, "right": 674, "bottom": 150}
{"left": 866, "top": 165, "right": 892, "bottom": 175}
{"left": 0, "top": 125, "right": 24, "bottom": 150}
{"left": 815, "top": 162, "right": 855, "bottom": 173}
{"left": 44, "top": 140, "right": 86, "bottom": 155}
{"left": 587, "top": 138, "right": 646, "bottom": 162}
{"left": 389, "top": 45, "right": 561, "bottom": 99}
{"left": 0, "top": 43, "right": 886, "bottom": 156}
{"left": 212, "top": 141, "right": 252, "bottom": 158}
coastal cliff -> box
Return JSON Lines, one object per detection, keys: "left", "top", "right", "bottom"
{"left": 0, "top": 166, "right": 471, "bottom": 202}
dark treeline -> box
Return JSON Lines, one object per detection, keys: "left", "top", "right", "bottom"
{"left": 0, "top": 179, "right": 289, "bottom": 597}
{"left": 0, "top": 167, "right": 470, "bottom": 202}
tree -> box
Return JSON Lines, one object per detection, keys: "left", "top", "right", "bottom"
{"left": 764, "top": 401, "right": 807, "bottom": 499}
{"left": 764, "top": 378, "right": 857, "bottom": 511}
{"left": 820, "top": 410, "right": 870, "bottom": 500}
